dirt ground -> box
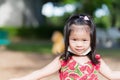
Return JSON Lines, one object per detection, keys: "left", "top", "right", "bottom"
{"left": 0, "top": 50, "right": 120, "bottom": 80}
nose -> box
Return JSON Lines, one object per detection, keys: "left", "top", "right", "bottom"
{"left": 76, "top": 41, "right": 83, "bottom": 47}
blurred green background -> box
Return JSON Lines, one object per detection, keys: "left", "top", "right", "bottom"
{"left": 0, "top": 0, "right": 120, "bottom": 57}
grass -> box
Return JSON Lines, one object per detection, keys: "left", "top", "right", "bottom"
{"left": 7, "top": 41, "right": 52, "bottom": 54}
{"left": 6, "top": 41, "right": 120, "bottom": 58}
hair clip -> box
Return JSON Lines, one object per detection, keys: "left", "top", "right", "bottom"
{"left": 84, "top": 16, "right": 89, "bottom": 20}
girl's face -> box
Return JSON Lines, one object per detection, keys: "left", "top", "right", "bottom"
{"left": 69, "top": 24, "right": 91, "bottom": 56}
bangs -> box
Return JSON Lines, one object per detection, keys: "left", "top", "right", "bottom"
{"left": 70, "top": 24, "right": 91, "bottom": 34}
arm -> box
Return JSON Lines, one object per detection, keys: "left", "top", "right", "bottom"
{"left": 9, "top": 56, "right": 61, "bottom": 80}
{"left": 99, "top": 59, "right": 120, "bottom": 80}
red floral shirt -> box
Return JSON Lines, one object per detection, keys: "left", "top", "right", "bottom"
{"left": 59, "top": 54, "right": 101, "bottom": 80}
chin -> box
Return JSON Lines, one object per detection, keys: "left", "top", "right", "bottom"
{"left": 75, "top": 52, "right": 82, "bottom": 55}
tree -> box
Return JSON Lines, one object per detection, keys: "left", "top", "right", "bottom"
{"left": 61, "top": 0, "right": 109, "bottom": 17}
{"left": 107, "top": 0, "right": 120, "bottom": 27}
{"left": 23, "top": 0, "right": 61, "bottom": 26}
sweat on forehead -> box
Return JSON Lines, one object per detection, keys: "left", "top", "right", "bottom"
{"left": 70, "top": 24, "right": 91, "bottom": 33}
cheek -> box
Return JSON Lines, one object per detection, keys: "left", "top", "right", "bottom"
{"left": 85, "top": 42, "right": 90, "bottom": 47}
{"left": 69, "top": 41, "right": 75, "bottom": 48}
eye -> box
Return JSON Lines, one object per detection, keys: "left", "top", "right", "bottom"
{"left": 72, "top": 39, "right": 77, "bottom": 41}
{"left": 70, "top": 38, "right": 77, "bottom": 41}
{"left": 83, "top": 39, "right": 87, "bottom": 41}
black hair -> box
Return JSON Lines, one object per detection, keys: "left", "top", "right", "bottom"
{"left": 61, "top": 13, "right": 99, "bottom": 65}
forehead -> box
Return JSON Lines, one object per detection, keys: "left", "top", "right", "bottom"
{"left": 70, "top": 30, "right": 90, "bottom": 38}
{"left": 70, "top": 24, "right": 90, "bottom": 34}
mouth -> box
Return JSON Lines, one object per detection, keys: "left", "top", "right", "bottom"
{"left": 75, "top": 49, "right": 83, "bottom": 52}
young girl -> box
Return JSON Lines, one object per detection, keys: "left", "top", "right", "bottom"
{"left": 9, "top": 14, "right": 120, "bottom": 80}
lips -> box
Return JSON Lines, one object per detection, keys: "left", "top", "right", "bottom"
{"left": 75, "top": 49, "right": 83, "bottom": 52}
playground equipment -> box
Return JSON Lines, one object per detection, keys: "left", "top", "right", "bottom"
{"left": 0, "top": 30, "right": 10, "bottom": 49}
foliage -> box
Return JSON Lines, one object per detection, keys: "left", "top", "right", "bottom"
{"left": 80, "top": 0, "right": 108, "bottom": 16}
{"left": 46, "top": 13, "right": 71, "bottom": 27}
{"left": 0, "top": 26, "right": 64, "bottom": 41}
{"left": 7, "top": 41, "right": 52, "bottom": 54}
{"left": 105, "top": 0, "right": 120, "bottom": 27}
{"left": 60, "top": 0, "right": 110, "bottom": 16}
{"left": 60, "top": 0, "right": 81, "bottom": 4}
{"left": 94, "top": 16, "right": 110, "bottom": 29}
{"left": 0, "top": 27, "right": 18, "bottom": 39}
{"left": 17, "top": 26, "right": 63, "bottom": 40}
{"left": 45, "top": 0, "right": 113, "bottom": 29}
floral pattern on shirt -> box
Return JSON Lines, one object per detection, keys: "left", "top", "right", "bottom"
{"left": 59, "top": 54, "right": 101, "bottom": 80}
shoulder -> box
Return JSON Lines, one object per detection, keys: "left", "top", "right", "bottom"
{"left": 53, "top": 55, "right": 61, "bottom": 62}
{"left": 59, "top": 56, "right": 72, "bottom": 67}
{"left": 47, "top": 55, "right": 62, "bottom": 68}
{"left": 49, "top": 55, "right": 61, "bottom": 65}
